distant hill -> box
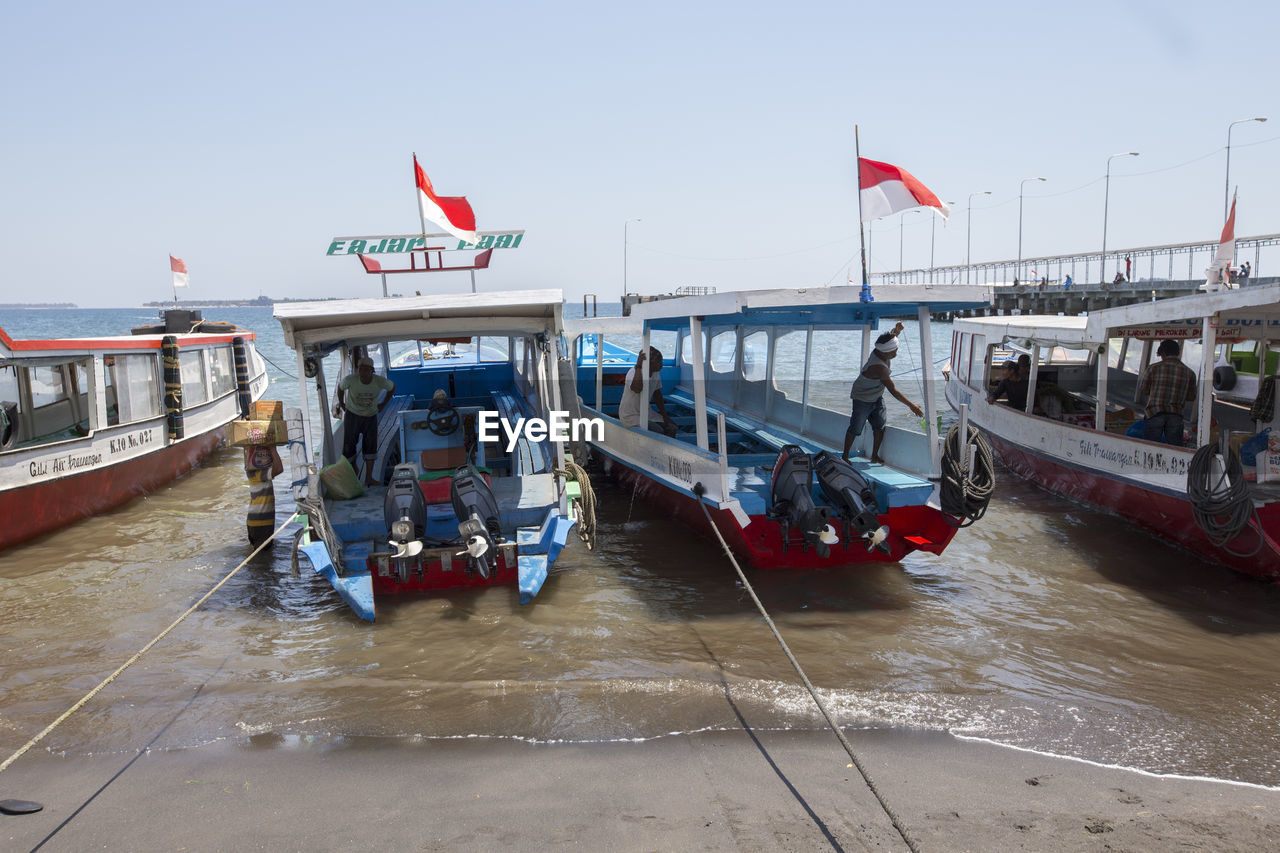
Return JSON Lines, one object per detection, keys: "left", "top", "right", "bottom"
{"left": 141, "top": 296, "right": 340, "bottom": 308}
{"left": 0, "top": 302, "right": 77, "bottom": 309}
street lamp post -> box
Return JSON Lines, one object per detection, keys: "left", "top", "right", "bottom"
{"left": 899, "top": 209, "right": 921, "bottom": 280}
{"left": 623, "top": 217, "right": 641, "bottom": 299}
{"left": 1225, "top": 117, "right": 1267, "bottom": 220}
{"left": 931, "top": 201, "right": 954, "bottom": 279}
{"left": 1018, "top": 177, "right": 1046, "bottom": 281}
{"left": 966, "top": 191, "right": 991, "bottom": 284}
{"left": 1102, "top": 152, "right": 1138, "bottom": 283}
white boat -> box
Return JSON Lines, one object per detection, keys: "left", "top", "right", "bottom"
{"left": 0, "top": 309, "right": 269, "bottom": 549}
{"left": 274, "top": 290, "right": 583, "bottom": 622}
{"left": 567, "top": 284, "right": 996, "bottom": 569}
{"left": 947, "top": 284, "right": 1280, "bottom": 579}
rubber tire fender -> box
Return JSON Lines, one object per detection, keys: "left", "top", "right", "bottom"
{"left": 1213, "top": 365, "right": 1237, "bottom": 391}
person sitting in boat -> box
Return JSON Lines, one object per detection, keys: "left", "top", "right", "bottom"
{"left": 842, "top": 322, "right": 924, "bottom": 464}
{"left": 1136, "top": 339, "right": 1196, "bottom": 446}
{"left": 619, "top": 347, "right": 677, "bottom": 437}
{"left": 987, "top": 360, "right": 1028, "bottom": 410}
{"left": 336, "top": 356, "right": 397, "bottom": 486}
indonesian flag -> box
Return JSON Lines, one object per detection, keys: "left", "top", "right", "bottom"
{"left": 858, "top": 158, "right": 950, "bottom": 222}
{"left": 1206, "top": 190, "right": 1237, "bottom": 289}
{"left": 414, "top": 155, "right": 478, "bottom": 245}
{"left": 170, "top": 255, "right": 189, "bottom": 288}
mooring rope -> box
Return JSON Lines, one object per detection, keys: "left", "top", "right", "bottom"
{"left": 1187, "top": 443, "right": 1264, "bottom": 558}
{"left": 556, "top": 460, "right": 597, "bottom": 551}
{"left": 939, "top": 423, "right": 995, "bottom": 528}
{"left": 694, "top": 493, "right": 921, "bottom": 853}
{"left": 0, "top": 513, "right": 299, "bottom": 777}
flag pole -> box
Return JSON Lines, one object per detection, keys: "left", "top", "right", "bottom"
{"left": 855, "top": 125, "right": 873, "bottom": 302}
{"left": 171, "top": 256, "right": 178, "bottom": 306}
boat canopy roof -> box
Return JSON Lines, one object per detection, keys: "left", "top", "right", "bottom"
{"left": 274, "top": 289, "right": 564, "bottom": 351}
{"left": 952, "top": 283, "right": 1280, "bottom": 347}
{"left": 624, "top": 284, "right": 991, "bottom": 332}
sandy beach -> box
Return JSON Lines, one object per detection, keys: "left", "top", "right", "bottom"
{"left": 3, "top": 725, "right": 1277, "bottom": 852}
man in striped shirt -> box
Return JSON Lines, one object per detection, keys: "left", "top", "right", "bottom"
{"left": 1137, "top": 340, "right": 1197, "bottom": 446}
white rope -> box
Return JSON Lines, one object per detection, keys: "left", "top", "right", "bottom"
{"left": 0, "top": 513, "right": 299, "bottom": 776}
{"left": 694, "top": 495, "right": 921, "bottom": 853}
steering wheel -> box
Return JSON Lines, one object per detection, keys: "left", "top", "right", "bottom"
{"left": 426, "top": 405, "right": 460, "bottom": 436}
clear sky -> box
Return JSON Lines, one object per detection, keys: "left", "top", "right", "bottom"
{"left": 3, "top": 0, "right": 1277, "bottom": 307}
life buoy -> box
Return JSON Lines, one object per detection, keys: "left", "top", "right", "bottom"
{"left": 1213, "top": 365, "right": 1237, "bottom": 391}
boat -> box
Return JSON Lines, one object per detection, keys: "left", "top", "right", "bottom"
{"left": 946, "top": 282, "right": 1280, "bottom": 579}
{"left": 566, "top": 284, "right": 995, "bottom": 569}
{"left": 274, "top": 290, "right": 583, "bottom": 622}
{"left": 0, "top": 308, "right": 269, "bottom": 550}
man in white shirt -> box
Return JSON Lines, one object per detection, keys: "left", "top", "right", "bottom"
{"left": 618, "top": 347, "right": 677, "bottom": 437}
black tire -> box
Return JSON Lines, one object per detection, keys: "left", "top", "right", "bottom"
{"left": 1213, "top": 365, "right": 1237, "bottom": 391}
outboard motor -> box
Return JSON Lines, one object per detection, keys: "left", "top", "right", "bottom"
{"left": 768, "top": 445, "right": 836, "bottom": 557}
{"left": 384, "top": 463, "right": 428, "bottom": 563}
{"left": 813, "top": 451, "right": 890, "bottom": 554}
{"left": 450, "top": 465, "right": 503, "bottom": 578}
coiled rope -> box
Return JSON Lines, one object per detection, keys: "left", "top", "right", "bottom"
{"left": 0, "top": 513, "right": 299, "bottom": 778}
{"left": 297, "top": 495, "right": 345, "bottom": 575}
{"left": 939, "top": 423, "right": 995, "bottom": 527}
{"left": 1187, "top": 444, "right": 1263, "bottom": 557}
{"left": 694, "top": 491, "right": 921, "bottom": 853}
{"left": 556, "top": 460, "right": 597, "bottom": 551}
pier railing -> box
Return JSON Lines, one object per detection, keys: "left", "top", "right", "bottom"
{"left": 871, "top": 232, "right": 1280, "bottom": 288}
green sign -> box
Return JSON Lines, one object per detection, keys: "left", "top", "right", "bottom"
{"left": 327, "top": 231, "right": 525, "bottom": 256}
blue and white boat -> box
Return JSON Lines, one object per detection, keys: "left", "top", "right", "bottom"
{"left": 274, "top": 290, "right": 582, "bottom": 621}
{"left": 567, "top": 284, "right": 994, "bottom": 570}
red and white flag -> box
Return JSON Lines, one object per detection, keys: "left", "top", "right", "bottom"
{"left": 170, "top": 255, "right": 189, "bottom": 288}
{"left": 1206, "top": 190, "right": 1237, "bottom": 288}
{"left": 414, "top": 155, "right": 478, "bottom": 245}
{"left": 858, "top": 158, "right": 949, "bottom": 222}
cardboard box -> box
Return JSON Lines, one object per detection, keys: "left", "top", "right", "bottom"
{"left": 420, "top": 446, "right": 468, "bottom": 470}
{"left": 251, "top": 400, "right": 284, "bottom": 421}
{"left": 226, "top": 418, "right": 289, "bottom": 447}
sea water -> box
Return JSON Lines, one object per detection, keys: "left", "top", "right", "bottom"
{"left": 1, "top": 305, "right": 1279, "bottom": 787}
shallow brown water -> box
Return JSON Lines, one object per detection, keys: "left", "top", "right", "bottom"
{"left": 2, "top": 307, "right": 1280, "bottom": 788}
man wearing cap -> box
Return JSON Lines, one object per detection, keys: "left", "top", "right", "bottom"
{"left": 1137, "top": 339, "right": 1196, "bottom": 446}
{"left": 336, "top": 356, "right": 397, "bottom": 486}
{"left": 842, "top": 322, "right": 924, "bottom": 464}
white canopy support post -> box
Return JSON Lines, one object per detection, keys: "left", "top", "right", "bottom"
{"left": 763, "top": 327, "right": 778, "bottom": 420}
{"left": 717, "top": 412, "right": 729, "bottom": 499}
{"left": 861, "top": 326, "right": 872, "bottom": 365}
{"left": 800, "top": 326, "right": 814, "bottom": 436}
{"left": 380, "top": 272, "right": 388, "bottom": 298}
{"left": 639, "top": 328, "right": 651, "bottom": 432}
{"left": 918, "top": 305, "right": 940, "bottom": 477}
{"left": 594, "top": 333, "right": 604, "bottom": 412}
{"left": 690, "top": 316, "right": 709, "bottom": 451}
{"left": 1095, "top": 339, "right": 1109, "bottom": 431}
{"left": 295, "top": 348, "right": 318, "bottom": 468}
{"left": 1024, "top": 346, "right": 1040, "bottom": 415}
{"left": 1198, "top": 317, "right": 1217, "bottom": 446}
{"left": 548, "top": 332, "right": 566, "bottom": 471}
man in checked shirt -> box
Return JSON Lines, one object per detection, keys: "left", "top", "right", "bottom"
{"left": 1137, "top": 339, "right": 1197, "bottom": 446}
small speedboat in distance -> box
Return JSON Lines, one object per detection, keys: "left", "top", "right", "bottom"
{"left": 273, "top": 290, "right": 581, "bottom": 622}
{"left": 0, "top": 309, "right": 269, "bottom": 550}
{"left": 568, "top": 284, "right": 994, "bottom": 569}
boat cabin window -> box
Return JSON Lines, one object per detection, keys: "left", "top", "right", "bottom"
{"left": 742, "top": 331, "right": 768, "bottom": 382}
{"left": 956, "top": 334, "right": 971, "bottom": 384}
{"left": 105, "top": 354, "right": 161, "bottom": 425}
{"left": 478, "top": 337, "right": 509, "bottom": 362}
{"left": 680, "top": 330, "right": 707, "bottom": 366}
{"left": 179, "top": 350, "right": 208, "bottom": 406}
{"left": 969, "top": 335, "right": 986, "bottom": 385}
{"left": 210, "top": 346, "right": 236, "bottom": 397}
{"left": 3, "top": 359, "right": 92, "bottom": 446}
{"left": 709, "top": 330, "right": 736, "bottom": 374}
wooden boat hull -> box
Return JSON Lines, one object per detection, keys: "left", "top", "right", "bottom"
{"left": 986, "top": 432, "right": 1280, "bottom": 580}
{"left": 0, "top": 429, "right": 225, "bottom": 550}
{"left": 601, "top": 454, "right": 959, "bottom": 569}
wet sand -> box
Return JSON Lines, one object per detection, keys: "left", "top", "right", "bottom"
{"left": 4, "top": 726, "right": 1277, "bottom": 852}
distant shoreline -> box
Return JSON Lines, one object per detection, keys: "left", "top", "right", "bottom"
{"left": 0, "top": 303, "right": 77, "bottom": 309}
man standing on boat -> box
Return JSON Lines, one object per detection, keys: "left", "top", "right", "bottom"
{"left": 843, "top": 322, "right": 924, "bottom": 464}
{"left": 1136, "top": 340, "right": 1196, "bottom": 446}
{"left": 336, "top": 356, "right": 397, "bottom": 486}
{"left": 620, "top": 347, "right": 677, "bottom": 437}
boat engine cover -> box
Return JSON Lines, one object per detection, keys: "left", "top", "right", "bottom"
{"left": 812, "top": 451, "right": 880, "bottom": 534}
{"left": 769, "top": 445, "right": 830, "bottom": 552}
{"left": 384, "top": 463, "right": 427, "bottom": 540}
